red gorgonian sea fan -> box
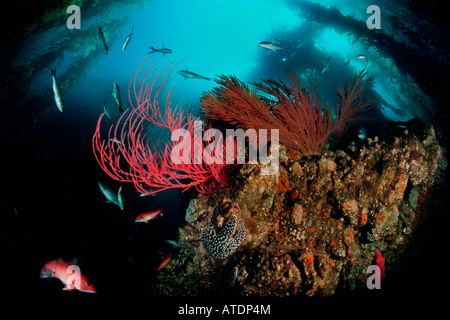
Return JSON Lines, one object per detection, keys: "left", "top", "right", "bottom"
{"left": 201, "top": 70, "right": 379, "bottom": 155}
{"left": 92, "top": 57, "right": 235, "bottom": 197}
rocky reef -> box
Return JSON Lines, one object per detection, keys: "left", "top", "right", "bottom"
{"left": 150, "top": 123, "right": 446, "bottom": 297}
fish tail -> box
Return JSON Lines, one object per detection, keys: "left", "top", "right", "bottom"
{"left": 51, "top": 68, "right": 56, "bottom": 76}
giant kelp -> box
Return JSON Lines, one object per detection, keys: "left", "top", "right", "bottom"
{"left": 0, "top": 0, "right": 150, "bottom": 137}
{"left": 289, "top": 0, "right": 449, "bottom": 139}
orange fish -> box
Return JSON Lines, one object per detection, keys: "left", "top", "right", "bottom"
{"left": 157, "top": 252, "right": 172, "bottom": 271}
{"left": 135, "top": 208, "right": 164, "bottom": 223}
{"left": 374, "top": 250, "right": 385, "bottom": 281}
{"left": 40, "top": 258, "right": 97, "bottom": 293}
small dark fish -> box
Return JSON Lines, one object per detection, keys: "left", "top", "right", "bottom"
{"left": 148, "top": 45, "right": 172, "bottom": 55}
{"left": 111, "top": 82, "right": 124, "bottom": 113}
{"left": 109, "top": 138, "right": 122, "bottom": 145}
{"left": 122, "top": 26, "right": 134, "bottom": 51}
{"left": 103, "top": 100, "right": 112, "bottom": 118}
{"left": 258, "top": 41, "right": 285, "bottom": 52}
{"left": 165, "top": 240, "right": 180, "bottom": 247}
{"left": 98, "top": 181, "right": 124, "bottom": 210}
{"left": 357, "top": 127, "right": 366, "bottom": 140}
{"left": 358, "top": 54, "right": 368, "bottom": 63}
{"left": 320, "top": 56, "right": 332, "bottom": 74}
{"left": 51, "top": 68, "right": 64, "bottom": 112}
{"left": 177, "top": 69, "right": 210, "bottom": 81}
{"left": 344, "top": 59, "right": 350, "bottom": 66}
{"left": 139, "top": 193, "right": 156, "bottom": 197}
{"left": 98, "top": 26, "right": 108, "bottom": 54}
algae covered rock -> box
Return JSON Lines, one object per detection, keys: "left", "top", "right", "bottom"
{"left": 151, "top": 124, "right": 446, "bottom": 297}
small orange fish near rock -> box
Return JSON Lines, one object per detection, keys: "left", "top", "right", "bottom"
{"left": 135, "top": 208, "right": 164, "bottom": 223}
{"left": 374, "top": 250, "right": 385, "bottom": 281}
{"left": 157, "top": 253, "right": 172, "bottom": 271}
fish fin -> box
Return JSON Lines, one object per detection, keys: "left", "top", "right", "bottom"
{"left": 65, "top": 256, "right": 81, "bottom": 265}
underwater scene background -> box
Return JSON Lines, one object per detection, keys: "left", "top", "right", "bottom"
{"left": 1, "top": 0, "right": 448, "bottom": 302}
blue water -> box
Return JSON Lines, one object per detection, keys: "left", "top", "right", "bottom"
{"left": 53, "top": 0, "right": 301, "bottom": 114}
{"left": 3, "top": 0, "right": 448, "bottom": 298}
{"left": 25, "top": 0, "right": 419, "bottom": 123}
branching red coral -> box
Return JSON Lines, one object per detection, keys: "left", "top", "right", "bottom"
{"left": 92, "top": 56, "right": 235, "bottom": 197}
{"left": 201, "top": 70, "right": 378, "bottom": 155}
{"left": 334, "top": 70, "right": 380, "bottom": 137}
